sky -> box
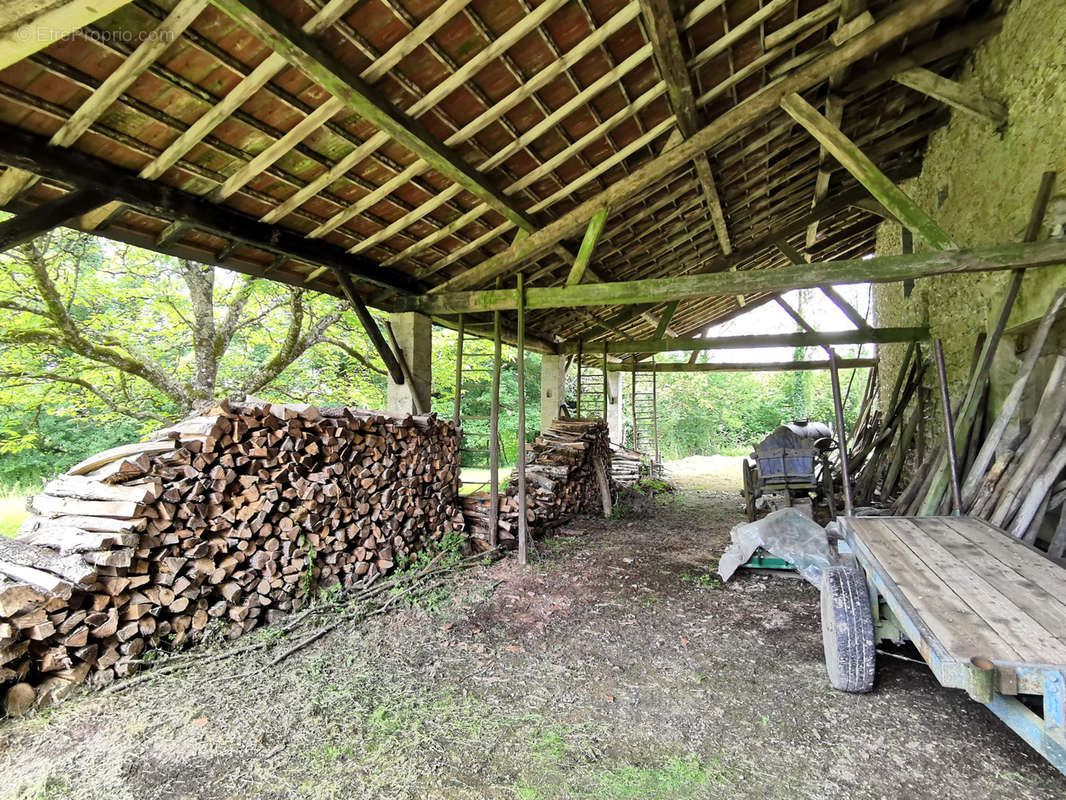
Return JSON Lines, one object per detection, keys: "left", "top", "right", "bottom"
{"left": 672, "top": 283, "right": 875, "bottom": 365}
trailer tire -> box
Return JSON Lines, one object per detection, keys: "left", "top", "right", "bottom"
{"left": 820, "top": 566, "right": 875, "bottom": 693}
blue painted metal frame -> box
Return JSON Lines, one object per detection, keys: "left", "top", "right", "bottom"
{"left": 841, "top": 517, "right": 1066, "bottom": 776}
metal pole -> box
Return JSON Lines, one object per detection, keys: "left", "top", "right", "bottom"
{"left": 933, "top": 338, "right": 964, "bottom": 515}
{"left": 454, "top": 314, "right": 464, "bottom": 423}
{"left": 489, "top": 281, "right": 502, "bottom": 547}
{"left": 516, "top": 273, "right": 528, "bottom": 565}
{"left": 651, "top": 359, "right": 660, "bottom": 465}
{"left": 828, "top": 349, "right": 854, "bottom": 516}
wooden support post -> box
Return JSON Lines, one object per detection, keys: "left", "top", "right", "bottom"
{"left": 893, "top": 67, "right": 1007, "bottom": 127}
{"left": 652, "top": 366, "right": 660, "bottom": 464}
{"left": 780, "top": 92, "right": 956, "bottom": 251}
{"left": 566, "top": 207, "right": 608, "bottom": 286}
{"left": 332, "top": 269, "right": 406, "bottom": 385}
{"left": 576, "top": 338, "right": 584, "bottom": 417}
{"left": 516, "top": 273, "right": 528, "bottom": 565}
{"left": 602, "top": 342, "right": 609, "bottom": 421}
{"left": 454, "top": 314, "right": 464, "bottom": 423}
{"left": 489, "top": 280, "right": 502, "bottom": 547}
{"left": 828, "top": 350, "right": 854, "bottom": 516}
{"left": 0, "top": 190, "right": 107, "bottom": 252}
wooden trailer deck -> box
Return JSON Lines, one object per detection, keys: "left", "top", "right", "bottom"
{"left": 841, "top": 515, "right": 1066, "bottom": 773}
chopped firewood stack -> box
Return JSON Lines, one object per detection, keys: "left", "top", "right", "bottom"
{"left": 463, "top": 419, "right": 612, "bottom": 546}
{"left": 610, "top": 443, "right": 663, "bottom": 487}
{"left": 1, "top": 400, "right": 463, "bottom": 713}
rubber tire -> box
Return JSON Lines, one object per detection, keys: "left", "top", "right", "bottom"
{"left": 820, "top": 566, "right": 876, "bottom": 693}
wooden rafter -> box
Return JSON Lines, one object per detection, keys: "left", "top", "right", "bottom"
{"left": 781, "top": 92, "right": 956, "bottom": 251}
{"left": 428, "top": 0, "right": 960, "bottom": 294}
{"left": 0, "top": 124, "right": 420, "bottom": 295}
{"left": 606, "top": 358, "right": 876, "bottom": 372}
{"left": 639, "top": 0, "right": 731, "bottom": 254}
{"left": 893, "top": 67, "right": 1008, "bottom": 127}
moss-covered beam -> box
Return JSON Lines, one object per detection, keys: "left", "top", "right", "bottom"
{"left": 429, "top": 0, "right": 959, "bottom": 293}
{"left": 560, "top": 327, "right": 927, "bottom": 356}
{"left": 780, "top": 92, "right": 956, "bottom": 251}
{"left": 606, "top": 358, "right": 877, "bottom": 373}
{"left": 395, "top": 239, "right": 1066, "bottom": 315}
{"left": 566, "top": 208, "right": 608, "bottom": 286}
{"left": 893, "top": 67, "right": 1008, "bottom": 127}
{"left": 653, "top": 300, "right": 680, "bottom": 340}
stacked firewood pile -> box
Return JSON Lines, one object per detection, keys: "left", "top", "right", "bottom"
{"left": 463, "top": 419, "right": 611, "bottom": 546}
{"left": 610, "top": 443, "right": 664, "bottom": 486}
{"left": 1, "top": 400, "right": 463, "bottom": 712}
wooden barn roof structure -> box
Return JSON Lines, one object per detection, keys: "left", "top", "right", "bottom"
{"left": 0, "top": 0, "right": 1050, "bottom": 357}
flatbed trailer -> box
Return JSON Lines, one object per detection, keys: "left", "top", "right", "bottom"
{"left": 834, "top": 515, "right": 1066, "bottom": 774}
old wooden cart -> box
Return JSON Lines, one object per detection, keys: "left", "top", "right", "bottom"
{"left": 829, "top": 515, "right": 1066, "bottom": 774}
{"left": 819, "top": 344, "right": 1066, "bottom": 776}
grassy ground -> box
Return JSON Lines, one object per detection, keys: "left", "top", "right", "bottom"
{"left": 2, "top": 467, "right": 1063, "bottom": 799}
{"left": 0, "top": 492, "right": 27, "bottom": 538}
{"left": 458, "top": 466, "right": 512, "bottom": 495}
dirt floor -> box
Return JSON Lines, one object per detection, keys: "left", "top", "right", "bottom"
{"left": 2, "top": 458, "right": 1065, "bottom": 799}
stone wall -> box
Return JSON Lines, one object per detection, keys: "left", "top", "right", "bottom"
{"left": 873, "top": 0, "right": 1066, "bottom": 466}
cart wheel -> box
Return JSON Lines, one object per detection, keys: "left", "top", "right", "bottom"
{"left": 820, "top": 566, "right": 875, "bottom": 693}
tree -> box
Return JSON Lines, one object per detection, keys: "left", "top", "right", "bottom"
{"left": 0, "top": 229, "right": 387, "bottom": 429}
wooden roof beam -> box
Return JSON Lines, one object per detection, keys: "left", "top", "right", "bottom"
{"left": 0, "top": 189, "right": 107, "bottom": 251}
{"left": 780, "top": 92, "right": 956, "bottom": 251}
{"left": 429, "top": 0, "right": 960, "bottom": 294}
{"left": 399, "top": 238, "right": 1066, "bottom": 315}
{"left": 0, "top": 0, "right": 210, "bottom": 206}
{"left": 893, "top": 67, "right": 1008, "bottom": 128}
{"left": 773, "top": 238, "right": 870, "bottom": 330}
{"left": 0, "top": 0, "right": 131, "bottom": 71}
{"left": 639, "top": 0, "right": 731, "bottom": 254}
{"left": 561, "top": 327, "right": 928, "bottom": 356}
{"left": 607, "top": 358, "right": 876, "bottom": 373}
{"left": 0, "top": 123, "right": 421, "bottom": 296}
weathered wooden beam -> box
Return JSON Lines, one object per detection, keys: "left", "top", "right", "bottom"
{"left": 0, "top": 123, "right": 422, "bottom": 295}
{"left": 606, "top": 357, "right": 876, "bottom": 372}
{"left": 780, "top": 92, "right": 956, "bottom": 251}
{"left": 893, "top": 67, "right": 1007, "bottom": 127}
{"left": 398, "top": 239, "right": 1066, "bottom": 315}
{"left": 209, "top": 0, "right": 538, "bottom": 234}
{"left": 561, "top": 327, "right": 927, "bottom": 355}
{"left": 773, "top": 239, "right": 870, "bottom": 329}
{"left": 653, "top": 301, "right": 680, "bottom": 340}
{"left": 430, "top": 0, "right": 959, "bottom": 293}
{"left": 0, "top": 189, "right": 107, "bottom": 251}
{"left": 566, "top": 208, "right": 608, "bottom": 286}
{"left": 639, "top": 0, "right": 732, "bottom": 254}
{"left": 332, "top": 269, "right": 406, "bottom": 386}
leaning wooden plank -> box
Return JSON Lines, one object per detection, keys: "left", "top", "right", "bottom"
{"left": 18, "top": 525, "right": 137, "bottom": 554}
{"left": 29, "top": 494, "right": 142, "bottom": 520}
{"left": 961, "top": 289, "right": 1066, "bottom": 508}
{"left": 42, "top": 475, "right": 157, "bottom": 505}
{"left": 0, "top": 562, "right": 73, "bottom": 601}
{"left": 0, "top": 577, "right": 45, "bottom": 617}
{"left": 0, "top": 539, "right": 96, "bottom": 586}
{"left": 67, "top": 441, "right": 177, "bottom": 476}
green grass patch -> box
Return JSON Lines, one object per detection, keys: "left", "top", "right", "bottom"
{"left": 0, "top": 492, "right": 28, "bottom": 538}
{"left": 458, "top": 466, "right": 512, "bottom": 495}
